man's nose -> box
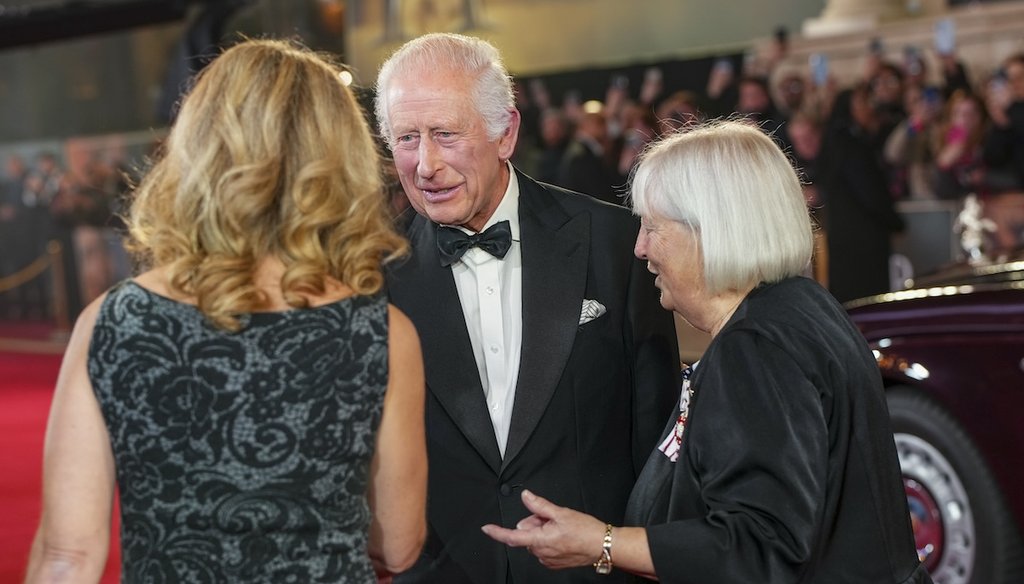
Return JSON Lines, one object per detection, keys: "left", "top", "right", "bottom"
{"left": 417, "top": 139, "right": 442, "bottom": 178}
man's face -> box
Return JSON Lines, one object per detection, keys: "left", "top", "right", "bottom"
{"left": 385, "top": 67, "right": 519, "bottom": 232}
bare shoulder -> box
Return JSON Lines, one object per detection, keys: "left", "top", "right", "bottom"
{"left": 53, "top": 290, "right": 112, "bottom": 404}
{"left": 384, "top": 304, "right": 424, "bottom": 402}
{"left": 386, "top": 304, "right": 420, "bottom": 348}
{"left": 69, "top": 290, "right": 111, "bottom": 344}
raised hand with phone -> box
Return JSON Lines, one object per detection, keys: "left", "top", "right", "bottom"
{"left": 706, "top": 57, "right": 734, "bottom": 100}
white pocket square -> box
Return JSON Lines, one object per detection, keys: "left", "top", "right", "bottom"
{"left": 579, "top": 299, "right": 607, "bottom": 325}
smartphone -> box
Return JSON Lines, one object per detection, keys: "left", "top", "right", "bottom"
{"left": 611, "top": 74, "right": 629, "bottom": 90}
{"left": 713, "top": 58, "right": 734, "bottom": 76}
{"left": 742, "top": 49, "right": 756, "bottom": 73}
{"left": 903, "top": 45, "right": 923, "bottom": 76}
{"left": 809, "top": 53, "right": 829, "bottom": 87}
{"left": 934, "top": 18, "right": 956, "bottom": 55}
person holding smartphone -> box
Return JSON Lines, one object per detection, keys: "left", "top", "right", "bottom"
{"left": 982, "top": 53, "right": 1024, "bottom": 253}
{"left": 984, "top": 54, "right": 1024, "bottom": 191}
{"left": 883, "top": 84, "right": 942, "bottom": 200}
{"left": 933, "top": 90, "right": 989, "bottom": 199}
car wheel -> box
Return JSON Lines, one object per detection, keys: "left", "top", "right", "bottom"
{"left": 887, "top": 389, "right": 1024, "bottom": 584}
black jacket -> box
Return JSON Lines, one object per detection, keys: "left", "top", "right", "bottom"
{"left": 626, "top": 277, "right": 930, "bottom": 583}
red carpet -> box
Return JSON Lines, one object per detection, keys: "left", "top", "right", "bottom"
{"left": 0, "top": 350, "right": 119, "bottom": 583}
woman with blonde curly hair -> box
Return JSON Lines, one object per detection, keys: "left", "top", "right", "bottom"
{"left": 25, "top": 38, "right": 426, "bottom": 583}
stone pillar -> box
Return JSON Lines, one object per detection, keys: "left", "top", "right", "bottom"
{"left": 804, "top": 0, "right": 948, "bottom": 37}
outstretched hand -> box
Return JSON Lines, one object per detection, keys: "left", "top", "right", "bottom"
{"left": 481, "top": 490, "right": 607, "bottom": 570}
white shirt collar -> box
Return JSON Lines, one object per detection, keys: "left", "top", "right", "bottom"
{"left": 485, "top": 161, "right": 520, "bottom": 241}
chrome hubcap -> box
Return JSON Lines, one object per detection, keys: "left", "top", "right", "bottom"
{"left": 895, "top": 432, "right": 975, "bottom": 584}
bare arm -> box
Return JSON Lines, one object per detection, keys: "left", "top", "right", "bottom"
{"left": 882, "top": 121, "right": 913, "bottom": 166}
{"left": 24, "top": 295, "right": 116, "bottom": 584}
{"left": 367, "top": 305, "right": 427, "bottom": 577}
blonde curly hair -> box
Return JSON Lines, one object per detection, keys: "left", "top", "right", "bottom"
{"left": 127, "top": 38, "right": 407, "bottom": 330}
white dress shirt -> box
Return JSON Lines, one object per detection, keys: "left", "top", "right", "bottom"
{"left": 449, "top": 165, "right": 523, "bottom": 457}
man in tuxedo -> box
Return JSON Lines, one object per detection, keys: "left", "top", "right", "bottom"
{"left": 376, "top": 33, "right": 679, "bottom": 584}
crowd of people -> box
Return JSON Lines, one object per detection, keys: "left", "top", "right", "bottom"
{"left": 1, "top": 153, "right": 59, "bottom": 320}
{"left": 4, "top": 32, "right": 1024, "bottom": 321}
{"left": 509, "top": 36, "right": 1024, "bottom": 302}
{"left": 22, "top": 32, "right": 940, "bottom": 584}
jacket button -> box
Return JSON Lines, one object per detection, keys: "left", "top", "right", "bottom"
{"left": 499, "top": 483, "right": 513, "bottom": 497}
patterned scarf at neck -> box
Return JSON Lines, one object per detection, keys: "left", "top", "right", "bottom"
{"left": 658, "top": 365, "right": 694, "bottom": 462}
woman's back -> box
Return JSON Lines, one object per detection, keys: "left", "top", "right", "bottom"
{"left": 89, "top": 279, "right": 389, "bottom": 583}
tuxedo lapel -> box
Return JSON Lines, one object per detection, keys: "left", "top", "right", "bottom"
{"left": 390, "top": 216, "right": 502, "bottom": 473}
{"left": 502, "top": 175, "right": 589, "bottom": 471}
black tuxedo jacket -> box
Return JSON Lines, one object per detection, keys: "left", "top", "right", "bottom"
{"left": 388, "top": 170, "right": 679, "bottom": 584}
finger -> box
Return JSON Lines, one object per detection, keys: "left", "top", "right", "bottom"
{"left": 481, "top": 524, "right": 533, "bottom": 548}
{"left": 521, "top": 489, "right": 559, "bottom": 517}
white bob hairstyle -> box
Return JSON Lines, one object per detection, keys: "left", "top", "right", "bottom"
{"left": 374, "top": 33, "right": 515, "bottom": 148}
{"left": 630, "top": 119, "right": 814, "bottom": 295}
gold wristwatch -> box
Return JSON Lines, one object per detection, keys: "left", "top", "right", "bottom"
{"left": 593, "top": 524, "right": 614, "bottom": 575}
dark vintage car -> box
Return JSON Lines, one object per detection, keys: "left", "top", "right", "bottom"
{"left": 845, "top": 259, "right": 1024, "bottom": 584}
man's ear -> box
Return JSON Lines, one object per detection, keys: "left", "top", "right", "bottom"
{"left": 497, "top": 108, "right": 521, "bottom": 161}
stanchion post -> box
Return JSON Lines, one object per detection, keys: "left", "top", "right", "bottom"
{"left": 48, "top": 240, "right": 71, "bottom": 334}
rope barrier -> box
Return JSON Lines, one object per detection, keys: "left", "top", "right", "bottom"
{"left": 0, "top": 240, "right": 70, "bottom": 332}
{"left": 0, "top": 251, "right": 51, "bottom": 292}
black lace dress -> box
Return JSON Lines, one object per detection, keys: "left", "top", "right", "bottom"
{"left": 88, "top": 281, "right": 389, "bottom": 583}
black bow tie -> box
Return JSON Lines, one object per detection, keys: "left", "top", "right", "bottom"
{"left": 436, "top": 220, "right": 513, "bottom": 267}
